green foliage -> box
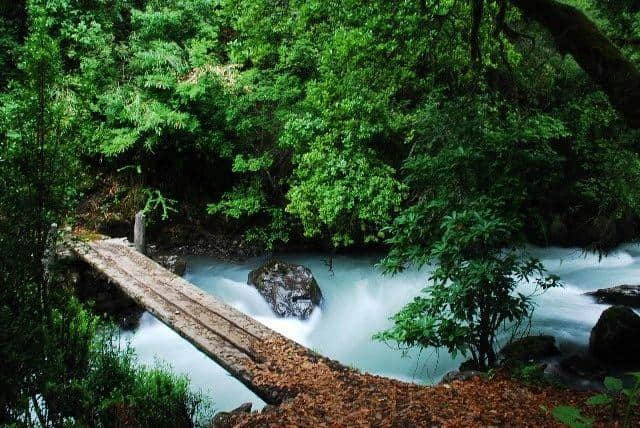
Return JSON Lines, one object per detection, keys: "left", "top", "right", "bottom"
{"left": 375, "top": 198, "right": 560, "bottom": 369}
{"left": 75, "top": 330, "right": 210, "bottom": 427}
{"left": 0, "top": 2, "right": 211, "bottom": 423}
{"left": 554, "top": 373, "right": 640, "bottom": 428}
{"left": 91, "top": 0, "right": 229, "bottom": 158}
{"left": 26, "top": 303, "right": 209, "bottom": 426}
{"left": 14, "top": 0, "right": 638, "bottom": 251}
{"left": 512, "top": 363, "right": 548, "bottom": 386}
{"left": 213, "top": 0, "right": 640, "bottom": 248}
{"left": 552, "top": 406, "right": 594, "bottom": 428}
{"left": 586, "top": 374, "right": 640, "bottom": 426}
{"left": 0, "top": 1, "right": 27, "bottom": 89}
{"left": 623, "top": 373, "right": 640, "bottom": 426}
{"left": 208, "top": 178, "right": 268, "bottom": 219}
{"left": 210, "top": 0, "right": 447, "bottom": 247}
{"left": 286, "top": 143, "right": 405, "bottom": 246}
{"left": 143, "top": 188, "right": 178, "bottom": 221}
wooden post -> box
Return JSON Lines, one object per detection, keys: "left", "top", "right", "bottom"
{"left": 134, "top": 211, "right": 146, "bottom": 254}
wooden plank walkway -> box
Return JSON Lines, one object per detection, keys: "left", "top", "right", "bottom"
{"left": 67, "top": 237, "right": 306, "bottom": 404}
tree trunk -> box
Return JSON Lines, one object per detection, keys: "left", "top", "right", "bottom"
{"left": 509, "top": 0, "right": 640, "bottom": 128}
{"left": 487, "top": 344, "right": 497, "bottom": 367}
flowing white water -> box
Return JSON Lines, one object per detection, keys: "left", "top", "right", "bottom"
{"left": 122, "top": 245, "right": 640, "bottom": 412}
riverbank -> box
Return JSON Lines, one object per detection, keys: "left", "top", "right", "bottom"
{"left": 75, "top": 172, "right": 640, "bottom": 266}
{"left": 225, "top": 336, "right": 632, "bottom": 427}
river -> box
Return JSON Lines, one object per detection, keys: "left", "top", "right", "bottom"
{"left": 122, "top": 244, "right": 640, "bottom": 412}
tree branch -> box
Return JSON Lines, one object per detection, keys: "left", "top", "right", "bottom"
{"left": 471, "top": 0, "right": 485, "bottom": 67}
{"left": 508, "top": 0, "right": 640, "bottom": 128}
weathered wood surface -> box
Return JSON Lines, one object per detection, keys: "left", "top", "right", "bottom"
{"left": 133, "top": 211, "right": 146, "bottom": 254}
{"left": 67, "top": 237, "right": 300, "bottom": 404}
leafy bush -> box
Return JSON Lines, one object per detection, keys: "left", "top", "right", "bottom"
{"left": 512, "top": 363, "right": 548, "bottom": 386}
{"left": 552, "top": 405, "right": 594, "bottom": 428}
{"left": 3, "top": 298, "right": 211, "bottom": 426}
{"left": 82, "top": 331, "right": 210, "bottom": 427}
{"left": 376, "top": 199, "right": 560, "bottom": 369}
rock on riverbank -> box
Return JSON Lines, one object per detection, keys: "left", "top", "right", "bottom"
{"left": 585, "top": 284, "right": 640, "bottom": 307}
{"left": 153, "top": 254, "right": 187, "bottom": 276}
{"left": 590, "top": 305, "right": 640, "bottom": 365}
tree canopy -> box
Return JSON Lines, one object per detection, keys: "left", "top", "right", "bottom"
{"left": 2, "top": 0, "right": 640, "bottom": 421}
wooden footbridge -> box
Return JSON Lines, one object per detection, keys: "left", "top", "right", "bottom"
{"left": 63, "top": 236, "right": 573, "bottom": 427}
{"left": 67, "top": 236, "right": 322, "bottom": 405}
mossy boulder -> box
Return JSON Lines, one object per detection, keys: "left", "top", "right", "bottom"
{"left": 589, "top": 305, "right": 640, "bottom": 365}
{"left": 248, "top": 259, "right": 323, "bottom": 320}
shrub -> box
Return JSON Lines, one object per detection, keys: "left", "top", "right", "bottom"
{"left": 376, "top": 199, "right": 560, "bottom": 369}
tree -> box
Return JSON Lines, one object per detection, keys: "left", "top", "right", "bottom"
{"left": 470, "top": 0, "right": 640, "bottom": 128}
{"left": 0, "top": 1, "right": 210, "bottom": 424}
{"left": 0, "top": 0, "right": 28, "bottom": 88}
{"left": 376, "top": 200, "right": 560, "bottom": 369}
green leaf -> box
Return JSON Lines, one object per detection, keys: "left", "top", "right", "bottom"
{"left": 604, "top": 376, "right": 623, "bottom": 392}
{"left": 552, "top": 406, "right": 593, "bottom": 428}
{"left": 586, "top": 394, "right": 611, "bottom": 406}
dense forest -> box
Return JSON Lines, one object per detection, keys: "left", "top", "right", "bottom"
{"left": 2, "top": 0, "right": 640, "bottom": 426}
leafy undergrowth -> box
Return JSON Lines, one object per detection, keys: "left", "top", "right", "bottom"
{"left": 234, "top": 336, "right": 637, "bottom": 427}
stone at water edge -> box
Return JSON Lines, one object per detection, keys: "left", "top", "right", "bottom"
{"left": 248, "top": 259, "right": 323, "bottom": 320}
{"left": 211, "top": 402, "right": 252, "bottom": 428}
{"left": 153, "top": 254, "right": 187, "bottom": 276}
{"left": 439, "top": 370, "right": 487, "bottom": 384}
{"left": 559, "top": 354, "right": 607, "bottom": 380}
{"left": 499, "top": 335, "right": 560, "bottom": 364}
{"left": 585, "top": 284, "right": 640, "bottom": 307}
{"left": 589, "top": 305, "right": 640, "bottom": 365}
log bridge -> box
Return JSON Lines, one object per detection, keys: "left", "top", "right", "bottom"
{"left": 66, "top": 236, "right": 326, "bottom": 405}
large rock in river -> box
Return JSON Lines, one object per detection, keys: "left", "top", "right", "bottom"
{"left": 586, "top": 284, "right": 640, "bottom": 307}
{"left": 248, "top": 259, "right": 322, "bottom": 320}
{"left": 589, "top": 305, "right": 640, "bottom": 365}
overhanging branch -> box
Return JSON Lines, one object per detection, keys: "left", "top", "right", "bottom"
{"left": 508, "top": 0, "right": 640, "bottom": 128}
